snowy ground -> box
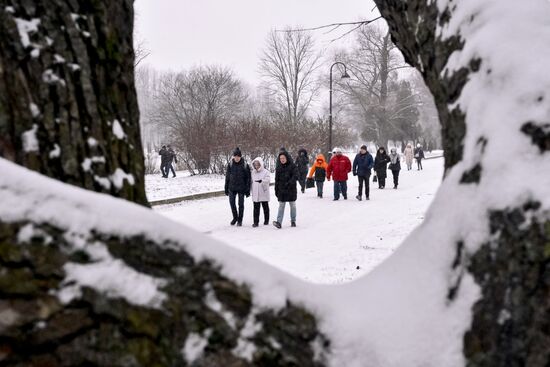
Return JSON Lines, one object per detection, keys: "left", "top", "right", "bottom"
{"left": 155, "top": 157, "right": 444, "bottom": 284}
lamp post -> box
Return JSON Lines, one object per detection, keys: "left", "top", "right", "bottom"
{"left": 328, "top": 62, "right": 350, "bottom": 157}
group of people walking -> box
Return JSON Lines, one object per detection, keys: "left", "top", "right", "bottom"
{"left": 224, "top": 143, "right": 426, "bottom": 229}
{"left": 158, "top": 145, "right": 178, "bottom": 178}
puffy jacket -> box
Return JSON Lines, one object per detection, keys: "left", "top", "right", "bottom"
{"left": 275, "top": 152, "right": 298, "bottom": 202}
{"left": 353, "top": 152, "right": 374, "bottom": 177}
{"left": 250, "top": 157, "right": 270, "bottom": 202}
{"left": 225, "top": 158, "right": 251, "bottom": 194}
{"left": 308, "top": 154, "right": 328, "bottom": 182}
{"left": 404, "top": 146, "right": 414, "bottom": 165}
{"left": 414, "top": 147, "right": 425, "bottom": 160}
{"left": 327, "top": 154, "right": 351, "bottom": 181}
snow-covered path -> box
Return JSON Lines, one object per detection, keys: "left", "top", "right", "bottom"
{"left": 156, "top": 157, "right": 444, "bottom": 284}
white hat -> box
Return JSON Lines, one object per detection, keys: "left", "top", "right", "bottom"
{"left": 334, "top": 147, "right": 342, "bottom": 153}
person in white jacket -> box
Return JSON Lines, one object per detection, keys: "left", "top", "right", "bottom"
{"left": 250, "top": 157, "right": 270, "bottom": 227}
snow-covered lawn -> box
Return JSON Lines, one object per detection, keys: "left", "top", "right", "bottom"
{"left": 145, "top": 171, "right": 226, "bottom": 202}
{"left": 156, "top": 157, "right": 444, "bottom": 284}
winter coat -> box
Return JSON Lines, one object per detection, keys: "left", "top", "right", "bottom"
{"left": 327, "top": 154, "right": 352, "bottom": 181}
{"left": 159, "top": 147, "right": 171, "bottom": 165}
{"left": 275, "top": 152, "right": 298, "bottom": 202}
{"left": 404, "top": 147, "right": 414, "bottom": 165}
{"left": 389, "top": 152, "right": 401, "bottom": 171}
{"left": 168, "top": 148, "right": 177, "bottom": 164}
{"left": 353, "top": 152, "right": 374, "bottom": 177}
{"left": 250, "top": 157, "right": 270, "bottom": 203}
{"left": 295, "top": 149, "right": 309, "bottom": 175}
{"left": 374, "top": 151, "right": 391, "bottom": 179}
{"left": 414, "top": 147, "right": 425, "bottom": 160}
{"left": 225, "top": 158, "right": 251, "bottom": 195}
{"left": 308, "top": 154, "right": 328, "bottom": 182}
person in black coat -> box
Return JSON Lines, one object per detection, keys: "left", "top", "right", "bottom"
{"left": 295, "top": 148, "right": 309, "bottom": 194}
{"left": 224, "top": 147, "right": 251, "bottom": 226}
{"left": 374, "top": 147, "right": 390, "bottom": 189}
{"left": 388, "top": 147, "right": 402, "bottom": 189}
{"left": 165, "top": 145, "right": 177, "bottom": 178}
{"left": 158, "top": 145, "right": 171, "bottom": 178}
{"left": 352, "top": 145, "right": 374, "bottom": 200}
{"left": 273, "top": 151, "right": 298, "bottom": 229}
{"left": 414, "top": 144, "right": 425, "bottom": 170}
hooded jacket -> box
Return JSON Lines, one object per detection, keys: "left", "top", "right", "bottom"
{"left": 275, "top": 151, "right": 298, "bottom": 202}
{"left": 308, "top": 154, "right": 328, "bottom": 182}
{"left": 374, "top": 149, "right": 391, "bottom": 179}
{"left": 250, "top": 157, "right": 270, "bottom": 202}
{"left": 404, "top": 146, "right": 414, "bottom": 165}
{"left": 327, "top": 153, "right": 352, "bottom": 181}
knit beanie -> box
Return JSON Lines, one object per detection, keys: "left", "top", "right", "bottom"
{"left": 233, "top": 147, "right": 242, "bottom": 157}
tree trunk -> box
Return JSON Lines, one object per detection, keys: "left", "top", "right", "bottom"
{"left": 0, "top": 0, "right": 147, "bottom": 206}
{"left": 374, "top": 1, "right": 550, "bottom": 366}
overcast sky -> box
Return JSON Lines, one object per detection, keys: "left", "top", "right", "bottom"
{"left": 134, "top": 0, "right": 378, "bottom": 86}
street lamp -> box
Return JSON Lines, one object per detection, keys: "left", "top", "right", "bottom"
{"left": 329, "top": 62, "right": 350, "bottom": 157}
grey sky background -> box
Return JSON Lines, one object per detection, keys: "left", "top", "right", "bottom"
{"left": 134, "top": 0, "right": 379, "bottom": 86}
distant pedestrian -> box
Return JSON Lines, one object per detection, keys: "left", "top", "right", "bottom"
{"left": 273, "top": 151, "right": 298, "bottom": 229}
{"left": 414, "top": 144, "right": 425, "bottom": 170}
{"left": 158, "top": 145, "right": 171, "bottom": 178}
{"left": 404, "top": 143, "right": 414, "bottom": 170}
{"left": 166, "top": 145, "right": 177, "bottom": 178}
{"left": 307, "top": 154, "right": 328, "bottom": 198}
{"left": 224, "top": 147, "right": 251, "bottom": 227}
{"left": 374, "top": 147, "right": 390, "bottom": 189}
{"left": 295, "top": 148, "right": 309, "bottom": 194}
{"left": 250, "top": 157, "right": 270, "bottom": 227}
{"left": 327, "top": 147, "right": 352, "bottom": 201}
{"left": 389, "top": 147, "right": 401, "bottom": 189}
{"left": 352, "top": 145, "right": 374, "bottom": 201}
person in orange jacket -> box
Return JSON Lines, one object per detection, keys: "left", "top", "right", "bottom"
{"left": 307, "top": 153, "right": 328, "bottom": 198}
{"left": 327, "top": 147, "right": 352, "bottom": 200}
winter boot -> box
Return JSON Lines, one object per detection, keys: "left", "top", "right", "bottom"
{"left": 273, "top": 221, "right": 282, "bottom": 229}
{"left": 264, "top": 220, "right": 269, "bottom": 226}
{"left": 230, "top": 219, "right": 237, "bottom": 226}
{"left": 291, "top": 221, "right": 296, "bottom": 227}
{"left": 366, "top": 196, "right": 370, "bottom": 200}
{"left": 237, "top": 222, "right": 242, "bottom": 227}
{"left": 356, "top": 195, "right": 362, "bottom": 201}
{"left": 252, "top": 223, "right": 259, "bottom": 228}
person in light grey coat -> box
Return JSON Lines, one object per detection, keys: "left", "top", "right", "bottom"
{"left": 250, "top": 157, "right": 270, "bottom": 227}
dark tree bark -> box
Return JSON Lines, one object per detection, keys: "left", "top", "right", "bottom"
{"left": 0, "top": 0, "right": 147, "bottom": 206}
{"left": 374, "top": 1, "right": 550, "bottom": 366}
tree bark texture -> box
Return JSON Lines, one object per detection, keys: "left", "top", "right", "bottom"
{"left": 0, "top": 0, "right": 147, "bottom": 206}
{"left": 374, "top": 1, "right": 550, "bottom": 366}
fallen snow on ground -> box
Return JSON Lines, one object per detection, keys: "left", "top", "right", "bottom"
{"left": 145, "top": 171, "right": 225, "bottom": 201}
{"left": 156, "top": 157, "right": 443, "bottom": 284}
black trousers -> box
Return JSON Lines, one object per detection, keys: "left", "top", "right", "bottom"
{"left": 253, "top": 202, "right": 270, "bottom": 224}
{"left": 229, "top": 191, "right": 245, "bottom": 222}
{"left": 298, "top": 171, "right": 307, "bottom": 192}
{"left": 357, "top": 175, "right": 370, "bottom": 198}
{"left": 391, "top": 170, "right": 400, "bottom": 186}
{"left": 416, "top": 158, "right": 423, "bottom": 170}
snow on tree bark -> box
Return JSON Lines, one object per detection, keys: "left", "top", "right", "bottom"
{"left": 0, "top": 0, "right": 147, "bottom": 206}
{"left": 374, "top": 0, "right": 550, "bottom": 365}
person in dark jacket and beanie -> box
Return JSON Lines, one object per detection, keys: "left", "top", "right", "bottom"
{"left": 224, "top": 147, "right": 251, "bottom": 226}
{"left": 273, "top": 151, "right": 298, "bottom": 229}
{"left": 295, "top": 148, "right": 309, "bottom": 194}
{"left": 165, "top": 145, "right": 177, "bottom": 178}
{"left": 374, "top": 147, "right": 391, "bottom": 189}
{"left": 414, "top": 144, "right": 425, "bottom": 170}
{"left": 388, "top": 147, "right": 401, "bottom": 189}
{"left": 327, "top": 147, "right": 352, "bottom": 200}
{"left": 352, "top": 145, "right": 374, "bottom": 200}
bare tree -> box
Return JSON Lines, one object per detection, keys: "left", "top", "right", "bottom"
{"left": 152, "top": 66, "right": 247, "bottom": 174}
{"left": 259, "top": 30, "right": 321, "bottom": 124}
